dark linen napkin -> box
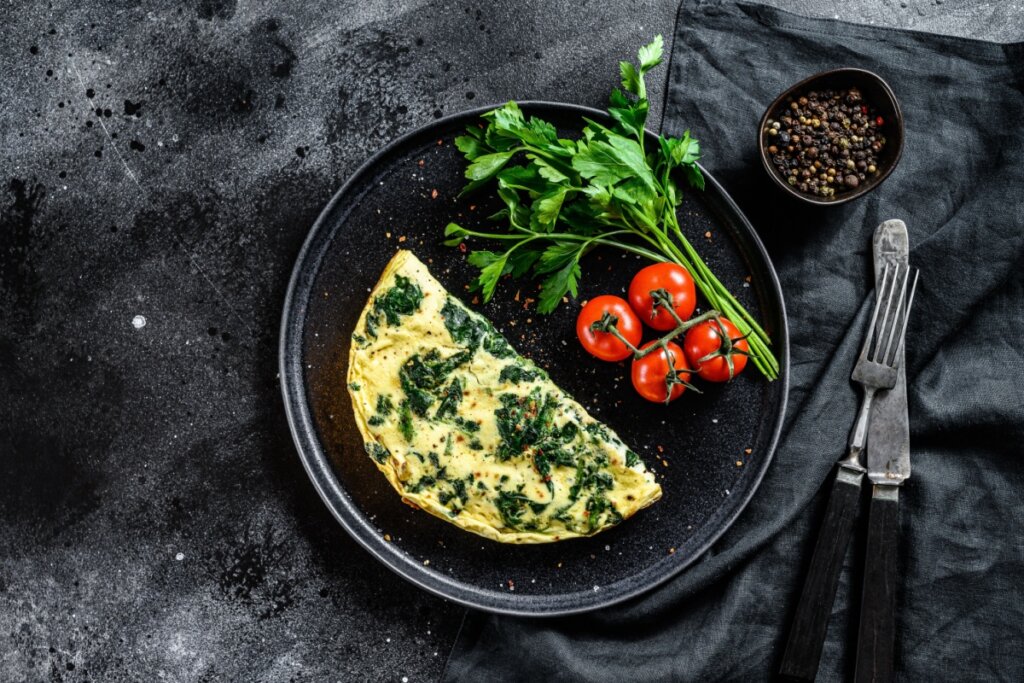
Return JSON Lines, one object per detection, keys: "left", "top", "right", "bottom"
{"left": 443, "top": 2, "right": 1024, "bottom": 680}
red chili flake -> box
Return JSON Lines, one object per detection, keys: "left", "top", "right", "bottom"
{"left": 430, "top": 189, "right": 439, "bottom": 199}
{"left": 861, "top": 105, "right": 868, "bottom": 114}
{"left": 437, "top": 138, "right": 444, "bottom": 145}
{"left": 458, "top": 242, "right": 467, "bottom": 253}
{"left": 876, "top": 116, "right": 884, "bottom": 126}
{"left": 543, "top": 475, "right": 551, "bottom": 482}
{"left": 417, "top": 159, "right": 425, "bottom": 168}
{"left": 583, "top": 510, "right": 590, "bottom": 517}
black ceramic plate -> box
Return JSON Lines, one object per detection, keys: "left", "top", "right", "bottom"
{"left": 280, "top": 102, "right": 789, "bottom": 616}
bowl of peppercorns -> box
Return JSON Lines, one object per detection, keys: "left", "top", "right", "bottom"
{"left": 758, "top": 68, "right": 904, "bottom": 205}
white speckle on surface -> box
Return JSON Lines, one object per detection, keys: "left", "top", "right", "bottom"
{"left": 175, "top": 552, "right": 184, "bottom": 561}
{"left": 402, "top": 677, "right": 408, "bottom": 682}
{"left": 712, "top": 418, "right": 719, "bottom": 424}
{"left": 593, "top": 585, "right": 600, "bottom": 592}
{"left": 385, "top": 637, "right": 391, "bottom": 643}
{"left": 604, "top": 545, "right": 610, "bottom": 551}
{"left": 132, "top": 315, "right": 146, "bottom": 329}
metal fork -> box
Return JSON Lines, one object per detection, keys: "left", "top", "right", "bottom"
{"left": 839, "top": 264, "right": 919, "bottom": 476}
{"left": 780, "top": 263, "right": 919, "bottom": 682}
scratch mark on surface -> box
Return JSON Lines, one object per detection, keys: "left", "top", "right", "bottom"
{"left": 68, "top": 57, "right": 256, "bottom": 338}
{"left": 70, "top": 58, "right": 141, "bottom": 190}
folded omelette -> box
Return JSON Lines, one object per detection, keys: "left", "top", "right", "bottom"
{"left": 347, "top": 250, "right": 661, "bottom": 543}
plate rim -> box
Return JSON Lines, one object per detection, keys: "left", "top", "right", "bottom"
{"left": 279, "top": 100, "right": 790, "bottom": 617}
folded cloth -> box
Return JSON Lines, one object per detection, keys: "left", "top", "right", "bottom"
{"left": 443, "top": 2, "right": 1024, "bottom": 680}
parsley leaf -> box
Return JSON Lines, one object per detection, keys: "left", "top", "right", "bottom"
{"left": 443, "top": 36, "right": 778, "bottom": 380}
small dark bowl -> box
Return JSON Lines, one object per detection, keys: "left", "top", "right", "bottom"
{"left": 758, "top": 68, "right": 904, "bottom": 206}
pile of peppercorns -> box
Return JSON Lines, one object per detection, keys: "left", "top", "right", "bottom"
{"left": 763, "top": 87, "right": 887, "bottom": 199}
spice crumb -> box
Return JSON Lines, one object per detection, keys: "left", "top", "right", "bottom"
{"left": 383, "top": 534, "right": 392, "bottom": 542}
{"left": 430, "top": 189, "right": 439, "bottom": 199}
{"left": 744, "top": 448, "right": 752, "bottom": 454}
{"left": 668, "top": 547, "right": 676, "bottom": 555}
{"left": 736, "top": 460, "right": 744, "bottom": 467}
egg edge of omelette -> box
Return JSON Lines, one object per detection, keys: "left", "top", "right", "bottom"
{"left": 347, "top": 250, "right": 662, "bottom": 544}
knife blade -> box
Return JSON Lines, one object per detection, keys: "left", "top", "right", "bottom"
{"left": 868, "top": 220, "right": 911, "bottom": 485}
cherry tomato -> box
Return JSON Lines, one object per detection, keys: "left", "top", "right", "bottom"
{"left": 683, "top": 317, "right": 749, "bottom": 382}
{"left": 631, "top": 341, "right": 691, "bottom": 403}
{"left": 628, "top": 263, "right": 697, "bottom": 331}
{"left": 576, "top": 295, "right": 642, "bottom": 362}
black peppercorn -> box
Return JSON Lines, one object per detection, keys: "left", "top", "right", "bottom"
{"left": 764, "top": 85, "right": 887, "bottom": 199}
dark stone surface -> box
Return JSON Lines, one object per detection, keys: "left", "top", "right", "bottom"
{"left": 0, "top": 1, "right": 1017, "bottom": 680}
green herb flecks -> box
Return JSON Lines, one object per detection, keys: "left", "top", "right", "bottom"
{"left": 569, "top": 460, "right": 614, "bottom": 502}
{"left": 625, "top": 450, "right": 640, "bottom": 468}
{"left": 364, "top": 442, "right": 390, "bottom": 464}
{"left": 493, "top": 388, "right": 559, "bottom": 461}
{"left": 441, "top": 298, "right": 486, "bottom": 350}
{"left": 373, "top": 274, "right": 423, "bottom": 326}
{"left": 399, "top": 348, "right": 473, "bottom": 417}
{"left": 454, "top": 416, "right": 481, "bottom": 434}
{"left": 367, "top": 394, "right": 395, "bottom": 427}
{"left": 398, "top": 401, "right": 415, "bottom": 442}
{"left": 585, "top": 493, "right": 622, "bottom": 531}
{"left": 495, "top": 490, "right": 548, "bottom": 530}
{"left": 434, "top": 378, "right": 463, "bottom": 420}
{"left": 499, "top": 364, "right": 544, "bottom": 384}
{"left": 444, "top": 36, "right": 777, "bottom": 380}
{"left": 440, "top": 297, "right": 515, "bottom": 359}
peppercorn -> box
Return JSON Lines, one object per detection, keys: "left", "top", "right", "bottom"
{"left": 765, "top": 85, "right": 887, "bottom": 199}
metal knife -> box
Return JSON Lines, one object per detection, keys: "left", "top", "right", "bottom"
{"left": 855, "top": 219, "right": 912, "bottom": 683}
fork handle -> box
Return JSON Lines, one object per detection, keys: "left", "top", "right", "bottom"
{"left": 855, "top": 484, "right": 900, "bottom": 683}
{"left": 780, "top": 464, "right": 864, "bottom": 681}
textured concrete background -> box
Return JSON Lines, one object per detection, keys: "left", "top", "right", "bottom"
{"left": 1, "top": 1, "right": 1020, "bottom": 681}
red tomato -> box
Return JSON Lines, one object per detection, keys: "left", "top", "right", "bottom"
{"left": 683, "top": 317, "right": 749, "bottom": 382}
{"left": 631, "top": 341, "right": 692, "bottom": 403}
{"left": 628, "top": 263, "right": 697, "bottom": 331}
{"left": 576, "top": 295, "right": 642, "bottom": 362}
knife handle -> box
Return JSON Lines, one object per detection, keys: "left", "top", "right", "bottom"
{"left": 855, "top": 485, "right": 900, "bottom": 683}
{"left": 780, "top": 465, "right": 864, "bottom": 682}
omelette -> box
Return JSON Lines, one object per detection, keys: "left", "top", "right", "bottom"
{"left": 347, "top": 250, "right": 661, "bottom": 543}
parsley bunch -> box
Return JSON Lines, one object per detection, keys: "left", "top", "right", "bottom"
{"left": 445, "top": 37, "right": 778, "bottom": 380}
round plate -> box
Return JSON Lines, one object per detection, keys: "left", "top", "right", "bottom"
{"left": 280, "top": 102, "right": 789, "bottom": 616}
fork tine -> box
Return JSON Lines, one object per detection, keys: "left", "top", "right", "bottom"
{"left": 887, "top": 268, "right": 919, "bottom": 366}
{"left": 871, "top": 264, "right": 901, "bottom": 362}
{"left": 860, "top": 264, "right": 891, "bottom": 361}
{"left": 880, "top": 265, "right": 911, "bottom": 364}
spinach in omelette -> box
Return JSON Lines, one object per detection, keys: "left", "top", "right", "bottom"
{"left": 347, "top": 250, "right": 661, "bottom": 543}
